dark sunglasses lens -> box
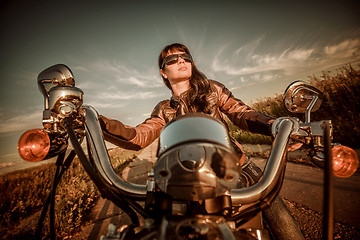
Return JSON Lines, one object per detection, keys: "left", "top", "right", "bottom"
{"left": 166, "top": 56, "right": 179, "bottom": 65}
{"left": 163, "top": 54, "right": 192, "bottom": 67}
{"left": 182, "top": 54, "right": 192, "bottom": 62}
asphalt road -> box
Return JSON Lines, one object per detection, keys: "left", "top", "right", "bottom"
{"left": 252, "top": 157, "right": 360, "bottom": 228}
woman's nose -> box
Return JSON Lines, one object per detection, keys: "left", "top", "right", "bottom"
{"left": 177, "top": 56, "right": 185, "bottom": 64}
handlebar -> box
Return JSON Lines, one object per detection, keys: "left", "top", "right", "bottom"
{"left": 83, "top": 108, "right": 297, "bottom": 203}
{"left": 231, "top": 118, "right": 296, "bottom": 204}
{"left": 83, "top": 106, "right": 147, "bottom": 198}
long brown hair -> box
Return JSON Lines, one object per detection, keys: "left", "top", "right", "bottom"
{"left": 158, "top": 43, "right": 213, "bottom": 113}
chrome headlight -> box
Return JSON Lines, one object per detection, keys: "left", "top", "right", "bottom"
{"left": 154, "top": 114, "right": 240, "bottom": 201}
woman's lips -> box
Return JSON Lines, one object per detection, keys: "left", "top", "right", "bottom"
{"left": 178, "top": 67, "right": 188, "bottom": 71}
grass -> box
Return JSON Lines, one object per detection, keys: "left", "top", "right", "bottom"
{"left": 0, "top": 148, "right": 138, "bottom": 239}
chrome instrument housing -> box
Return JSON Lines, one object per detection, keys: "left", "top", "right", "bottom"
{"left": 155, "top": 114, "right": 240, "bottom": 201}
{"left": 158, "top": 114, "right": 232, "bottom": 155}
{"left": 49, "top": 86, "right": 83, "bottom": 117}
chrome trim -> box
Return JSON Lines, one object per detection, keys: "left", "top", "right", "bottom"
{"left": 83, "top": 105, "right": 147, "bottom": 197}
{"left": 283, "top": 81, "right": 322, "bottom": 114}
{"left": 305, "top": 95, "right": 318, "bottom": 123}
{"left": 231, "top": 118, "right": 295, "bottom": 204}
{"left": 158, "top": 114, "right": 231, "bottom": 156}
{"left": 37, "top": 64, "right": 75, "bottom": 110}
{"left": 48, "top": 86, "right": 83, "bottom": 116}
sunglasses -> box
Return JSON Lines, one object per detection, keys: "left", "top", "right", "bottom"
{"left": 161, "top": 53, "right": 193, "bottom": 68}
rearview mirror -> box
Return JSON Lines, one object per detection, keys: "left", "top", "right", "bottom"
{"left": 37, "top": 64, "right": 75, "bottom": 111}
{"left": 283, "top": 81, "right": 322, "bottom": 122}
{"left": 37, "top": 64, "right": 75, "bottom": 120}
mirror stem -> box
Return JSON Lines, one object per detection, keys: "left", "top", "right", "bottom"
{"left": 305, "top": 95, "right": 318, "bottom": 123}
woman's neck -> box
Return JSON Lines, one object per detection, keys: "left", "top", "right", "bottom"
{"left": 170, "top": 79, "right": 190, "bottom": 96}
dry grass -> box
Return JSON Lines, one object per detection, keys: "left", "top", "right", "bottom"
{"left": 231, "top": 64, "right": 360, "bottom": 149}
{"left": 308, "top": 65, "right": 360, "bottom": 148}
{"left": 0, "top": 148, "right": 137, "bottom": 239}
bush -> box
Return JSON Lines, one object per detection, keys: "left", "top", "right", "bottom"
{"left": 232, "top": 64, "right": 360, "bottom": 148}
{"left": 309, "top": 65, "right": 360, "bottom": 148}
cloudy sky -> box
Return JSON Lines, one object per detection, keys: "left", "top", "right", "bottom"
{"left": 0, "top": 0, "right": 359, "bottom": 173}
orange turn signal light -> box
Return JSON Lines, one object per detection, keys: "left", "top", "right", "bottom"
{"left": 332, "top": 145, "right": 359, "bottom": 178}
{"left": 18, "top": 129, "right": 50, "bottom": 162}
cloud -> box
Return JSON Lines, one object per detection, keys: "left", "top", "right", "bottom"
{"left": 97, "top": 90, "right": 167, "bottom": 100}
{"left": 234, "top": 36, "right": 264, "bottom": 57}
{"left": 0, "top": 111, "right": 42, "bottom": 134}
{"left": 229, "top": 72, "right": 282, "bottom": 91}
{"left": 76, "top": 80, "right": 101, "bottom": 91}
{"left": 69, "top": 58, "right": 170, "bottom": 113}
{"left": 211, "top": 36, "right": 360, "bottom": 86}
{"left": 324, "top": 38, "right": 360, "bottom": 59}
{"left": 85, "top": 102, "right": 128, "bottom": 110}
{"left": 80, "top": 59, "right": 163, "bottom": 88}
{"left": 0, "top": 161, "right": 14, "bottom": 169}
{"left": 212, "top": 42, "right": 314, "bottom": 76}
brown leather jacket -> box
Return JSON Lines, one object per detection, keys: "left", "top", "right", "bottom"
{"left": 100, "top": 80, "right": 274, "bottom": 156}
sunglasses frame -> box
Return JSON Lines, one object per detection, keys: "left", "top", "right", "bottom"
{"left": 161, "top": 53, "right": 193, "bottom": 69}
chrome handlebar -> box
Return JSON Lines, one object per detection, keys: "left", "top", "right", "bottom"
{"left": 83, "top": 106, "right": 147, "bottom": 198}
{"left": 83, "top": 109, "right": 299, "bottom": 203}
{"left": 231, "top": 118, "right": 297, "bottom": 204}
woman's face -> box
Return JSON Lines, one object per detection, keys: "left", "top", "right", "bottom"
{"left": 160, "top": 50, "right": 192, "bottom": 85}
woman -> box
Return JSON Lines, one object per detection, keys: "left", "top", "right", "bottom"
{"left": 99, "top": 43, "right": 305, "bottom": 238}
{"left": 100, "top": 43, "right": 274, "bottom": 171}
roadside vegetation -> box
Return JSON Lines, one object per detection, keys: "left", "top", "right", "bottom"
{"left": 0, "top": 148, "right": 137, "bottom": 239}
{"left": 230, "top": 64, "right": 360, "bottom": 149}
{"left": 0, "top": 64, "right": 358, "bottom": 239}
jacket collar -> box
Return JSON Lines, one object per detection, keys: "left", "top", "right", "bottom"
{"left": 172, "top": 88, "right": 191, "bottom": 101}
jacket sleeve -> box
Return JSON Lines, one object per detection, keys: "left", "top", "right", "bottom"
{"left": 213, "top": 80, "right": 275, "bottom": 136}
{"left": 100, "top": 101, "right": 167, "bottom": 150}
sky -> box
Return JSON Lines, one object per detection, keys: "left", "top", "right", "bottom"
{"left": 0, "top": 0, "right": 359, "bottom": 174}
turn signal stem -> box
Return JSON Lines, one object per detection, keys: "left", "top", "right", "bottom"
{"left": 323, "top": 121, "right": 333, "bottom": 240}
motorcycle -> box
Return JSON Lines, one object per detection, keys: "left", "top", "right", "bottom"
{"left": 18, "top": 64, "right": 359, "bottom": 239}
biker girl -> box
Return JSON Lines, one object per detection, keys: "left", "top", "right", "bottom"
{"left": 99, "top": 43, "right": 275, "bottom": 180}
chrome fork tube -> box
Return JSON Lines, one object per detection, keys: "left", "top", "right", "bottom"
{"left": 83, "top": 105, "right": 147, "bottom": 198}
{"left": 231, "top": 119, "right": 294, "bottom": 204}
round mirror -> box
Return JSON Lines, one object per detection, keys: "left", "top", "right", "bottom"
{"left": 283, "top": 81, "right": 322, "bottom": 113}
{"left": 38, "top": 64, "right": 75, "bottom": 98}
